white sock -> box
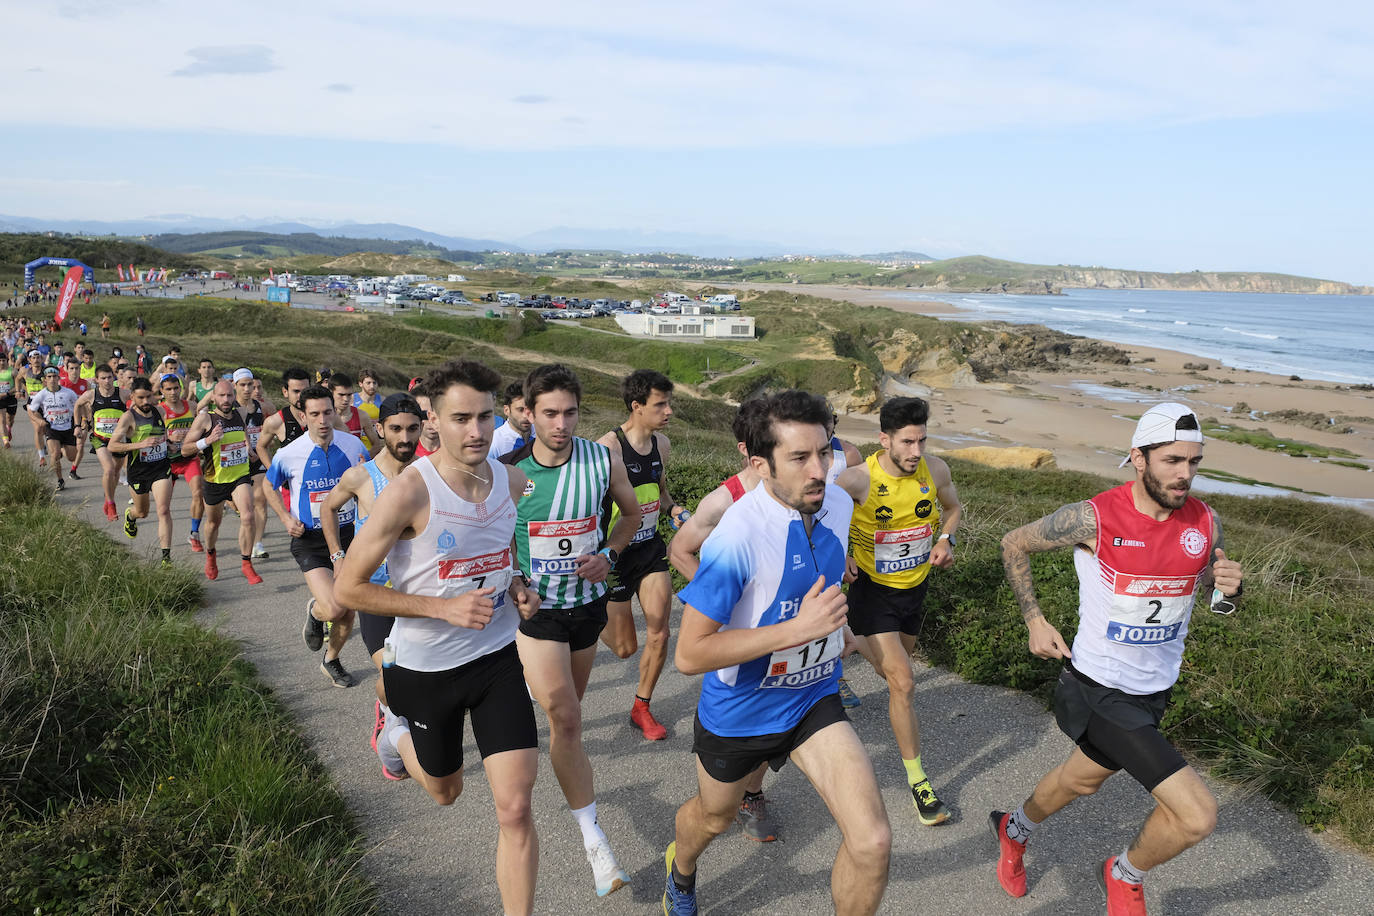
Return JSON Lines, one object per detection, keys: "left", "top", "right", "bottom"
{"left": 571, "top": 802, "right": 607, "bottom": 850}
{"left": 378, "top": 714, "right": 409, "bottom": 773}
{"left": 1005, "top": 804, "right": 1037, "bottom": 844}
{"left": 378, "top": 702, "right": 392, "bottom": 718}
{"left": 1112, "top": 849, "right": 1147, "bottom": 885}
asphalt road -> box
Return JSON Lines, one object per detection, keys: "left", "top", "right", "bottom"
{"left": 25, "top": 415, "right": 1374, "bottom": 915}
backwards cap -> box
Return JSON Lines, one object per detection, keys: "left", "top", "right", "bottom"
{"left": 1119, "top": 402, "right": 1204, "bottom": 467}
{"left": 378, "top": 392, "right": 424, "bottom": 422}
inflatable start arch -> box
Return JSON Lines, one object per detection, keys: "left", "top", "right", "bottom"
{"left": 25, "top": 257, "right": 94, "bottom": 288}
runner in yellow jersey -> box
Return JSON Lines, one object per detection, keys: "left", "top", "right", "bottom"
{"left": 836, "top": 396, "right": 962, "bottom": 826}
{"left": 180, "top": 379, "right": 263, "bottom": 584}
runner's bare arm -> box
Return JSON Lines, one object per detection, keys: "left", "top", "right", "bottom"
{"left": 104, "top": 411, "right": 139, "bottom": 455}
{"left": 504, "top": 466, "right": 539, "bottom": 618}
{"left": 320, "top": 465, "right": 365, "bottom": 559}
{"left": 835, "top": 462, "right": 870, "bottom": 504}
{"left": 1001, "top": 500, "right": 1097, "bottom": 659}
{"left": 362, "top": 412, "right": 382, "bottom": 458}
{"left": 254, "top": 413, "right": 282, "bottom": 467}
{"left": 927, "top": 455, "right": 962, "bottom": 568}
{"left": 667, "top": 485, "right": 730, "bottom": 581}
{"left": 840, "top": 438, "right": 862, "bottom": 470}
{"left": 180, "top": 411, "right": 215, "bottom": 458}
{"left": 1199, "top": 509, "right": 1243, "bottom": 598}
{"left": 657, "top": 433, "right": 687, "bottom": 525}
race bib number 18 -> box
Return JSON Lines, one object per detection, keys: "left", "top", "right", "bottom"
{"left": 528, "top": 516, "right": 598, "bottom": 576}
{"left": 221, "top": 439, "right": 248, "bottom": 467}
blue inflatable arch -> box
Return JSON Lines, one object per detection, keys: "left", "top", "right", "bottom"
{"left": 25, "top": 256, "right": 94, "bottom": 288}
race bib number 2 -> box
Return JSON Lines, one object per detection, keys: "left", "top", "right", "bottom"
{"left": 1105, "top": 574, "right": 1195, "bottom": 645}
{"left": 528, "top": 516, "right": 598, "bottom": 576}
{"left": 761, "top": 628, "right": 843, "bottom": 689}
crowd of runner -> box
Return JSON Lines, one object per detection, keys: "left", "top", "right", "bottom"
{"left": 2, "top": 309, "right": 1245, "bottom": 916}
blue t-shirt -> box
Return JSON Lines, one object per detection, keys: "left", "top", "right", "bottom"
{"left": 677, "top": 481, "right": 853, "bottom": 737}
{"left": 265, "top": 431, "right": 366, "bottom": 530}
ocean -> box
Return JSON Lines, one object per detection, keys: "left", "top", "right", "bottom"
{"left": 881, "top": 288, "right": 1373, "bottom": 384}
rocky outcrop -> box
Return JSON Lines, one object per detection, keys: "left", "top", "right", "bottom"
{"left": 942, "top": 446, "right": 1057, "bottom": 470}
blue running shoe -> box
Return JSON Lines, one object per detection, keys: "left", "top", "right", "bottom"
{"left": 837, "top": 676, "right": 862, "bottom": 708}
{"left": 662, "top": 841, "right": 698, "bottom": 915}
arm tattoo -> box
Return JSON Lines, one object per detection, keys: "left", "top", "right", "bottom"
{"left": 1001, "top": 502, "right": 1097, "bottom": 625}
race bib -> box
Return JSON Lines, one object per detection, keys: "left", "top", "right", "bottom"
{"left": 246, "top": 424, "right": 261, "bottom": 450}
{"left": 761, "top": 628, "right": 844, "bottom": 689}
{"left": 143, "top": 439, "right": 166, "bottom": 462}
{"left": 873, "top": 524, "right": 932, "bottom": 574}
{"left": 631, "top": 498, "right": 660, "bottom": 544}
{"left": 437, "top": 547, "right": 512, "bottom": 608}
{"left": 0, "top": 381, "right": 9, "bottom": 395}
{"left": 308, "top": 490, "right": 354, "bottom": 525}
{"left": 528, "top": 516, "right": 599, "bottom": 577}
{"left": 220, "top": 439, "right": 248, "bottom": 467}
{"left": 94, "top": 416, "right": 119, "bottom": 437}
{"left": 1105, "top": 574, "right": 1195, "bottom": 645}
{"left": 45, "top": 406, "right": 73, "bottom": 430}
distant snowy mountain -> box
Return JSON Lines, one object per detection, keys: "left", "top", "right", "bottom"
{"left": 513, "top": 226, "right": 841, "bottom": 259}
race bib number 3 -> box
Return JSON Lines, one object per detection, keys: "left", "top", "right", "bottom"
{"left": 1105, "top": 573, "right": 1195, "bottom": 646}
{"left": 632, "top": 498, "right": 660, "bottom": 544}
{"left": 761, "top": 628, "right": 843, "bottom": 689}
{"left": 873, "top": 524, "right": 932, "bottom": 574}
{"left": 528, "top": 516, "right": 598, "bottom": 576}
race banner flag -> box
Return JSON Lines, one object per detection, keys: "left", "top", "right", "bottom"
{"left": 55, "top": 266, "right": 82, "bottom": 328}
{"left": 129, "top": 265, "right": 138, "bottom": 283}
{"left": 116, "top": 264, "right": 126, "bottom": 281}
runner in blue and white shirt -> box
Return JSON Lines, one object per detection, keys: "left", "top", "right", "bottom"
{"left": 263, "top": 384, "right": 367, "bottom": 688}
{"left": 662, "top": 389, "right": 892, "bottom": 916}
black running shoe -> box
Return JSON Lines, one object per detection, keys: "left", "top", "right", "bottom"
{"left": 303, "top": 598, "right": 325, "bottom": 652}
{"left": 912, "top": 779, "right": 951, "bottom": 826}
{"left": 68, "top": 468, "right": 81, "bottom": 480}
{"left": 123, "top": 507, "right": 138, "bottom": 538}
{"left": 320, "top": 656, "right": 353, "bottom": 688}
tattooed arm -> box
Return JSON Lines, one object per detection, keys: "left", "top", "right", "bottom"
{"left": 1000, "top": 501, "right": 1098, "bottom": 659}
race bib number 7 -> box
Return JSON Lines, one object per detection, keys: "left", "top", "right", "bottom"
{"left": 761, "top": 628, "right": 844, "bottom": 689}
{"left": 528, "top": 516, "right": 598, "bottom": 576}
{"left": 438, "top": 548, "right": 512, "bottom": 608}
{"left": 1106, "top": 574, "right": 1196, "bottom": 645}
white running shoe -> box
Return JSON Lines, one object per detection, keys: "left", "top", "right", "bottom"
{"left": 586, "top": 840, "right": 630, "bottom": 897}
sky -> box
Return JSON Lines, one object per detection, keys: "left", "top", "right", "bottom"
{"left": 3, "top": 1, "right": 1372, "bottom": 282}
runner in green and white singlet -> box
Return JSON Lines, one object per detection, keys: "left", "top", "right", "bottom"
{"left": 500, "top": 363, "right": 642, "bottom": 898}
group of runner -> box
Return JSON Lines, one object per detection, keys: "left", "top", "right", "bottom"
{"left": 5, "top": 314, "right": 1243, "bottom": 916}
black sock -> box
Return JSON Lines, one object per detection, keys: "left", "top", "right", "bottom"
{"left": 672, "top": 862, "right": 695, "bottom": 892}
{"left": 206, "top": 548, "right": 216, "bottom": 556}
{"left": 241, "top": 554, "right": 251, "bottom": 563}
{"left": 742, "top": 790, "right": 763, "bottom": 802}
{"left": 635, "top": 695, "right": 650, "bottom": 704}
{"left": 161, "top": 548, "right": 170, "bottom": 561}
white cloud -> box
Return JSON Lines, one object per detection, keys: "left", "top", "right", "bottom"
{"left": 172, "top": 45, "right": 280, "bottom": 77}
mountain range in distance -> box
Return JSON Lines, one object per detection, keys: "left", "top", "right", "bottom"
{"left": 0, "top": 213, "right": 877, "bottom": 260}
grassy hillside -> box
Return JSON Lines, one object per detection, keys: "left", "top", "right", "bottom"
{"left": 144, "top": 230, "right": 484, "bottom": 262}
{"left": 0, "top": 233, "right": 204, "bottom": 282}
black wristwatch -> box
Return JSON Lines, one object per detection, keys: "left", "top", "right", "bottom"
{"left": 598, "top": 547, "right": 619, "bottom": 568}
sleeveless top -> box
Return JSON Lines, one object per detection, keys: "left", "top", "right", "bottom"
{"left": 502, "top": 437, "right": 613, "bottom": 610}
{"left": 127, "top": 406, "right": 169, "bottom": 469}
{"left": 1071, "top": 483, "right": 1214, "bottom": 695}
{"left": 0, "top": 368, "right": 14, "bottom": 398}
{"left": 240, "top": 400, "right": 265, "bottom": 469}
{"left": 608, "top": 428, "right": 663, "bottom": 550}
{"left": 279, "top": 408, "right": 305, "bottom": 445}
{"left": 91, "top": 390, "right": 126, "bottom": 444}
{"left": 826, "top": 435, "right": 847, "bottom": 484}
{"left": 386, "top": 457, "right": 519, "bottom": 671}
{"left": 355, "top": 459, "right": 393, "bottom": 586}
{"left": 723, "top": 472, "right": 748, "bottom": 502}
{"left": 162, "top": 399, "right": 195, "bottom": 462}
{"left": 202, "top": 409, "right": 251, "bottom": 484}
{"left": 849, "top": 450, "right": 941, "bottom": 589}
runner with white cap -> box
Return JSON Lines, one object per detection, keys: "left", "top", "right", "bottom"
{"left": 990, "top": 403, "right": 1244, "bottom": 916}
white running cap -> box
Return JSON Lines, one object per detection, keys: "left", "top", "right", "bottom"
{"left": 1119, "top": 402, "right": 1203, "bottom": 467}
{"left": 232, "top": 367, "right": 255, "bottom": 382}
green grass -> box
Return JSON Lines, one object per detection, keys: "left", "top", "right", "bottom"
{"left": 0, "top": 453, "right": 378, "bottom": 914}
{"left": 1203, "top": 423, "right": 1361, "bottom": 459}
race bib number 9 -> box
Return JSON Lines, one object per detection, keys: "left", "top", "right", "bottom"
{"left": 220, "top": 439, "right": 248, "bottom": 467}
{"left": 874, "top": 524, "right": 932, "bottom": 574}
{"left": 438, "top": 547, "right": 512, "bottom": 608}
{"left": 528, "top": 516, "right": 598, "bottom": 576}
{"left": 632, "top": 498, "right": 660, "bottom": 544}
{"left": 761, "top": 628, "right": 843, "bottom": 689}
{"left": 1105, "top": 574, "right": 1195, "bottom": 645}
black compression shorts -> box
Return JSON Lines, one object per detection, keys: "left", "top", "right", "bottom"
{"left": 1053, "top": 664, "right": 1187, "bottom": 793}
{"left": 605, "top": 535, "right": 670, "bottom": 603}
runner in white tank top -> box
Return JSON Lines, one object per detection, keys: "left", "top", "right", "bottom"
{"left": 334, "top": 361, "right": 542, "bottom": 916}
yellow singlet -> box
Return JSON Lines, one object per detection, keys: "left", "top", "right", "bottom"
{"left": 848, "top": 450, "right": 941, "bottom": 588}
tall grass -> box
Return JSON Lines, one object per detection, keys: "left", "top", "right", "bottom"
{"left": 0, "top": 454, "right": 378, "bottom": 915}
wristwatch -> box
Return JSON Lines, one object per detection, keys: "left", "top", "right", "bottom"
{"left": 598, "top": 547, "right": 619, "bottom": 568}
{"left": 938, "top": 532, "right": 957, "bottom": 548}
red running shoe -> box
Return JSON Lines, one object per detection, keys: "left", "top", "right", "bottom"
{"left": 103, "top": 500, "right": 117, "bottom": 521}
{"left": 989, "top": 811, "right": 1028, "bottom": 898}
{"left": 370, "top": 700, "right": 385, "bottom": 753}
{"left": 187, "top": 531, "right": 203, "bottom": 553}
{"left": 1098, "top": 857, "right": 1147, "bottom": 916}
{"left": 631, "top": 697, "right": 668, "bottom": 741}
{"left": 204, "top": 551, "right": 219, "bottom": 580}
{"left": 242, "top": 559, "right": 263, "bottom": 585}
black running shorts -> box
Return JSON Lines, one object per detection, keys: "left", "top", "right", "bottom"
{"left": 127, "top": 459, "right": 171, "bottom": 494}
{"left": 203, "top": 476, "right": 252, "bottom": 506}
{"left": 0, "top": 396, "right": 16, "bottom": 416}
{"left": 517, "top": 594, "right": 608, "bottom": 651}
{"left": 693, "top": 692, "right": 848, "bottom": 784}
{"left": 1054, "top": 663, "right": 1187, "bottom": 793}
{"left": 846, "top": 570, "right": 929, "bottom": 637}
{"left": 605, "top": 536, "right": 670, "bottom": 603}
{"left": 45, "top": 427, "right": 77, "bottom": 449}
{"left": 382, "top": 642, "right": 538, "bottom": 778}
{"left": 359, "top": 610, "right": 395, "bottom": 656}
{"left": 289, "top": 525, "right": 354, "bottom": 575}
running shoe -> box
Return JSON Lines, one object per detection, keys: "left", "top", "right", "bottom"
{"left": 161, "top": 557, "right": 173, "bottom": 570}
{"left": 837, "top": 676, "right": 862, "bottom": 708}
{"left": 912, "top": 779, "right": 950, "bottom": 826}
{"left": 737, "top": 792, "right": 778, "bottom": 842}
{"left": 586, "top": 840, "right": 629, "bottom": 897}
{"left": 38, "top": 454, "right": 47, "bottom": 468}
{"left": 123, "top": 507, "right": 137, "bottom": 538}
{"left": 187, "top": 531, "right": 203, "bottom": 552}
{"left": 103, "top": 500, "right": 117, "bottom": 521}
{"left": 631, "top": 697, "right": 668, "bottom": 741}
{"left": 370, "top": 700, "right": 385, "bottom": 753}
{"left": 241, "top": 559, "right": 263, "bottom": 585}
{"left": 662, "top": 841, "right": 697, "bottom": 915}
{"left": 251, "top": 543, "right": 269, "bottom": 559}
{"left": 1098, "top": 857, "right": 1147, "bottom": 916}
{"left": 303, "top": 598, "right": 325, "bottom": 651}
{"left": 989, "top": 810, "right": 1028, "bottom": 898}
{"left": 55, "top": 478, "right": 65, "bottom": 492}
{"left": 68, "top": 468, "right": 80, "bottom": 480}
{"left": 320, "top": 656, "right": 353, "bottom": 688}
{"left": 118, "top": 470, "right": 126, "bottom": 485}
{"left": 375, "top": 712, "right": 408, "bottom": 779}
{"left": 204, "top": 550, "right": 218, "bottom": 580}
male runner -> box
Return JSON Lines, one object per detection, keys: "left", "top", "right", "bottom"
{"left": 192, "top": 358, "right": 218, "bottom": 406}
{"left": 264, "top": 384, "right": 367, "bottom": 688}
{"left": 107, "top": 377, "right": 175, "bottom": 566}
{"left": 836, "top": 396, "right": 961, "bottom": 826}
{"left": 663, "top": 389, "right": 891, "bottom": 916}
{"left": 500, "top": 363, "right": 641, "bottom": 896}
{"left": 991, "top": 403, "right": 1243, "bottom": 916}
{"left": 489, "top": 380, "right": 532, "bottom": 458}
{"left": 329, "top": 372, "right": 382, "bottom": 455}
{"left": 321, "top": 393, "right": 422, "bottom": 734}
{"left": 352, "top": 368, "right": 383, "bottom": 424}
{"left": 596, "top": 370, "right": 688, "bottom": 741}
{"left": 232, "top": 368, "right": 271, "bottom": 559}
{"left": 159, "top": 372, "right": 206, "bottom": 552}
{"left": 17, "top": 349, "right": 48, "bottom": 465}
{"left": 334, "top": 361, "right": 541, "bottom": 916}
{"left": 180, "top": 380, "right": 263, "bottom": 584}
{"left": 59, "top": 354, "right": 90, "bottom": 478}
{"left": 78, "top": 348, "right": 98, "bottom": 382}
{"left": 28, "top": 367, "right": 79, "bottom": 489}
{"left": 76, "top": 365, "right": 127, "bottom": 519}
{"left": 0, "top": 353, "right": 17, "bottom": 447}
{"left": 410, "top": 383, "right": 441, "bottom": 458}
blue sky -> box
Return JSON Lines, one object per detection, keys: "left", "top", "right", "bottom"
{"left": 3, "top": 1, "right": 1372, "bottom": 282}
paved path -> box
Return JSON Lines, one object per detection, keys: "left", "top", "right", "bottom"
{"left": 26, "top": 416, "right": 1373, "bottom": 915}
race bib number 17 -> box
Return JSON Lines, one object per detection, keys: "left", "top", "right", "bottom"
{"left": 760, "top": 628, "right": 843, "bottom": 689}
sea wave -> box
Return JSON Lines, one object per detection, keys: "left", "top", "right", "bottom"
{"left": 1223, "top": 326, "right": 1280, "bottom": 341}
{"left": 1174, "top": 320, "right": 1189, "bottom": 325}
{"left": 1128, "top": 308, "right": 1148, "bottom": 313}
